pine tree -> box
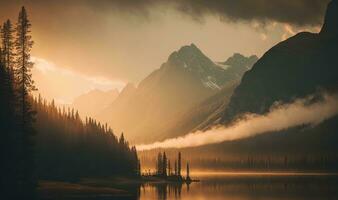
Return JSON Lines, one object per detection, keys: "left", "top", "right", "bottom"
{"left": 14, "top": 6, "right": 37, "bottom": 196}
{"left": 186, "top": 162, "right": 191, "bottom": 182}
{"left": 1, "top": 19, "right": 15, "bottom": 71}
{"left": 174, "top": 160, "right": 178, "bottom": 176}
{"left": 178, "top": 152, "right": 182, "bottom": 176}
{"left": 157, "top": 152, "right": 162, "bottom": 175}
{"left": 168, "top": 160, "right": 171, "bottom": 176}
{"left": 119, "top": 132, "right": 125, "bottom": 146}
{"left": 163, "top": 152, "right": 167, "bottom": 177}
{"left": 186, "top": 162, "right": 190, "bottom": 178}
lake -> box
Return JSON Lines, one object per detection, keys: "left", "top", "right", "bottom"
{"left": 38, "top": 172, "right": 338, "bottom": 199}
{"left": 138, "top": 172, "right": 338, "bottom": 200}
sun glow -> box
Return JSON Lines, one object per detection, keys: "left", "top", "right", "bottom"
{"left": 32, "top": 57, "right": 125, "bottom": 104}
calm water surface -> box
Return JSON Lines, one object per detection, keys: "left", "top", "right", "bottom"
{"left": 138, "top": 172, "right": 338, "bottom": 200}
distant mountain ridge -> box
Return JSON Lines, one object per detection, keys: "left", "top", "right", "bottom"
{"left": 72, "top": 89, "right": 119, "bottom": 118}
{"left": 98, "top": 44, "right": 257, "bottom": 143}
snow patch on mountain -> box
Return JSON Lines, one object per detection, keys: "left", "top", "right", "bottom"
{"left": 202, "top": 76, "right": 221, "bottom": 90}
{"left": 216, "top": 62, "right": 231, "bottom": 70}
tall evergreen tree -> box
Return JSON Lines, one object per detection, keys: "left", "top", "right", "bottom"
{"left": 174, "top": 160, "right": 178, "bottom": 176}
{"left": 1, "top": 19, "right": 15, "bottom": 71}
{"left": 186, "top": 162, "right": 190, "bottom": 178}
{"left": 162, "top": 152, "right": 167, "bottom": 177}
{"left": 14, "top": 6, "right": 37, "bottom": 196}
{"left": 168, "top": 160, "right": 171, "bottom": 176}
{"left": 119, "top": 132, "right": 125, "bottom": 145}
{"left": 178, "top": 152, "right": 182, "bottom": 176}
{"left": 157, "top": 152, "right": 163, "bottom": 175}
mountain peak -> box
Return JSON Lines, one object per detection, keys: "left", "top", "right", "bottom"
{"left": 223, "top": 53, "right": 258, "bottom": 69}
{"left": 320, "top": 0, "right": 338, "bottom": 36}
{"left": 178, "top": 43, "right": 202, "bottom": 55}
{"left": 225, "top": 53, "right": 246, "bottom": 62}
{"left": 166, "top": 43, "right": 214, "bottom": 70}
{"left": 167, "top": 43, "right": 204, "bottom": 62}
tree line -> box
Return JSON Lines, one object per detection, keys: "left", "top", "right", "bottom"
{"left": 33, "top": 96, "right": 140, "bottom": 180}
{"left": 191, "top": 154, "right": 338, "bottom": 171}
{"left": 140, "top": 148, "right": 338, "bottom": 172}
{"left": 0, "top": 6, "right": 140, "bottom": 199}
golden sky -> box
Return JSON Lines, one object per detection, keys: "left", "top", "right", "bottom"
{"left": 0, "top": 0, "right": 326, "bottom": 104}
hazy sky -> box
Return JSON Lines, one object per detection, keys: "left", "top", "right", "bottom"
{"left": 0, "top": 0, "right": 328, "bottom": 103}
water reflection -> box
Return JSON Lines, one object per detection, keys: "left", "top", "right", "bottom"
{"left": 137, "top": 174, "right": 338, "bottom": 200}
{"left": 140, "top": 182, "right": 185, "bottom": 200}
{"left": 39, "top": 174, "right": 338, "bottom": 200}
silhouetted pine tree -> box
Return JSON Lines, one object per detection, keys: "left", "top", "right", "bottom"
{"left": 1, "top": 19, "right": 15, "bottom": 71}
{"left": 178, "top": 152, "right": 182, "bottom": 176}
{"left": 157, "top": 152, "right": 163, "bottom": 175}
{"left": 162, "top": 152, "right": 167, "bottom": 177}
{"left": 174, "top": 160, "right": 178, "bottom": 175}
{"left": 168, "top": 160, "right": 171, "bottom": 176}
{"left": 14, "top": 6, "right": 37, "bottom": 196}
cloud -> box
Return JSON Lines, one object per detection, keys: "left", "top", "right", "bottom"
{"left": 260, "top": 33, "right": 267, "bottom": 41}
{"left": 137, "top": 93, "right": 338, "bottom": 150}
{"left": 284, "top": 24, "right": 296, "bottom": 35}
{"left": 280, "top": 23, "right": 321, "bottom": 41}
{"left": 174, "top": 0, "right": 330, "bottom": 26}
{"left": 0, "top": 0, "right": 330, "bottom": 26}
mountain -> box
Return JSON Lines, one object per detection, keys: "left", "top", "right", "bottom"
{"left": 154, "top": 54, "right": 258, "bottom": 141}
{"left": 217, "top": 53, "right": 258, "bottom": 80}
{"left": 98, "top": 44, "right": 257, "bottom": 143}
{"left": 154, "top": 82, "right": 238, "bottom": 141}
{"left": 72, "top": 89, "right": 119, "bottom": 118}
{"left": 149, "top": 1, "right": 338, "bottom": 168}
{"left": 179, "top": 0, "right": 338, "bottom": 160}
{"left": 220, "top": 0, "right": 338, "bottom": 124}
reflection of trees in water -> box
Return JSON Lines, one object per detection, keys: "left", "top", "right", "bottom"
{"left": 151, "top": 183, "right": 187, "bottom": 200}
{"left": 116, "top": 183, "right": 142, "bottom": 200}
{"left": 138, "top": 176, "right": 338, "bottom": 200}
{"left": 156, "top": 184, "right": 167, "bottom": 200}
{"left": 135, "top": 184, "right": 141, "bottom": 200}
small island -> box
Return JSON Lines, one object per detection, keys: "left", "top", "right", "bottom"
{"left": 141, "top": 152, "right": 199, "bottom": 184}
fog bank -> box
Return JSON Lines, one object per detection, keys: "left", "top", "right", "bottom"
{"left": 137, "top": 93, "right": 338, "bottom": 150}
